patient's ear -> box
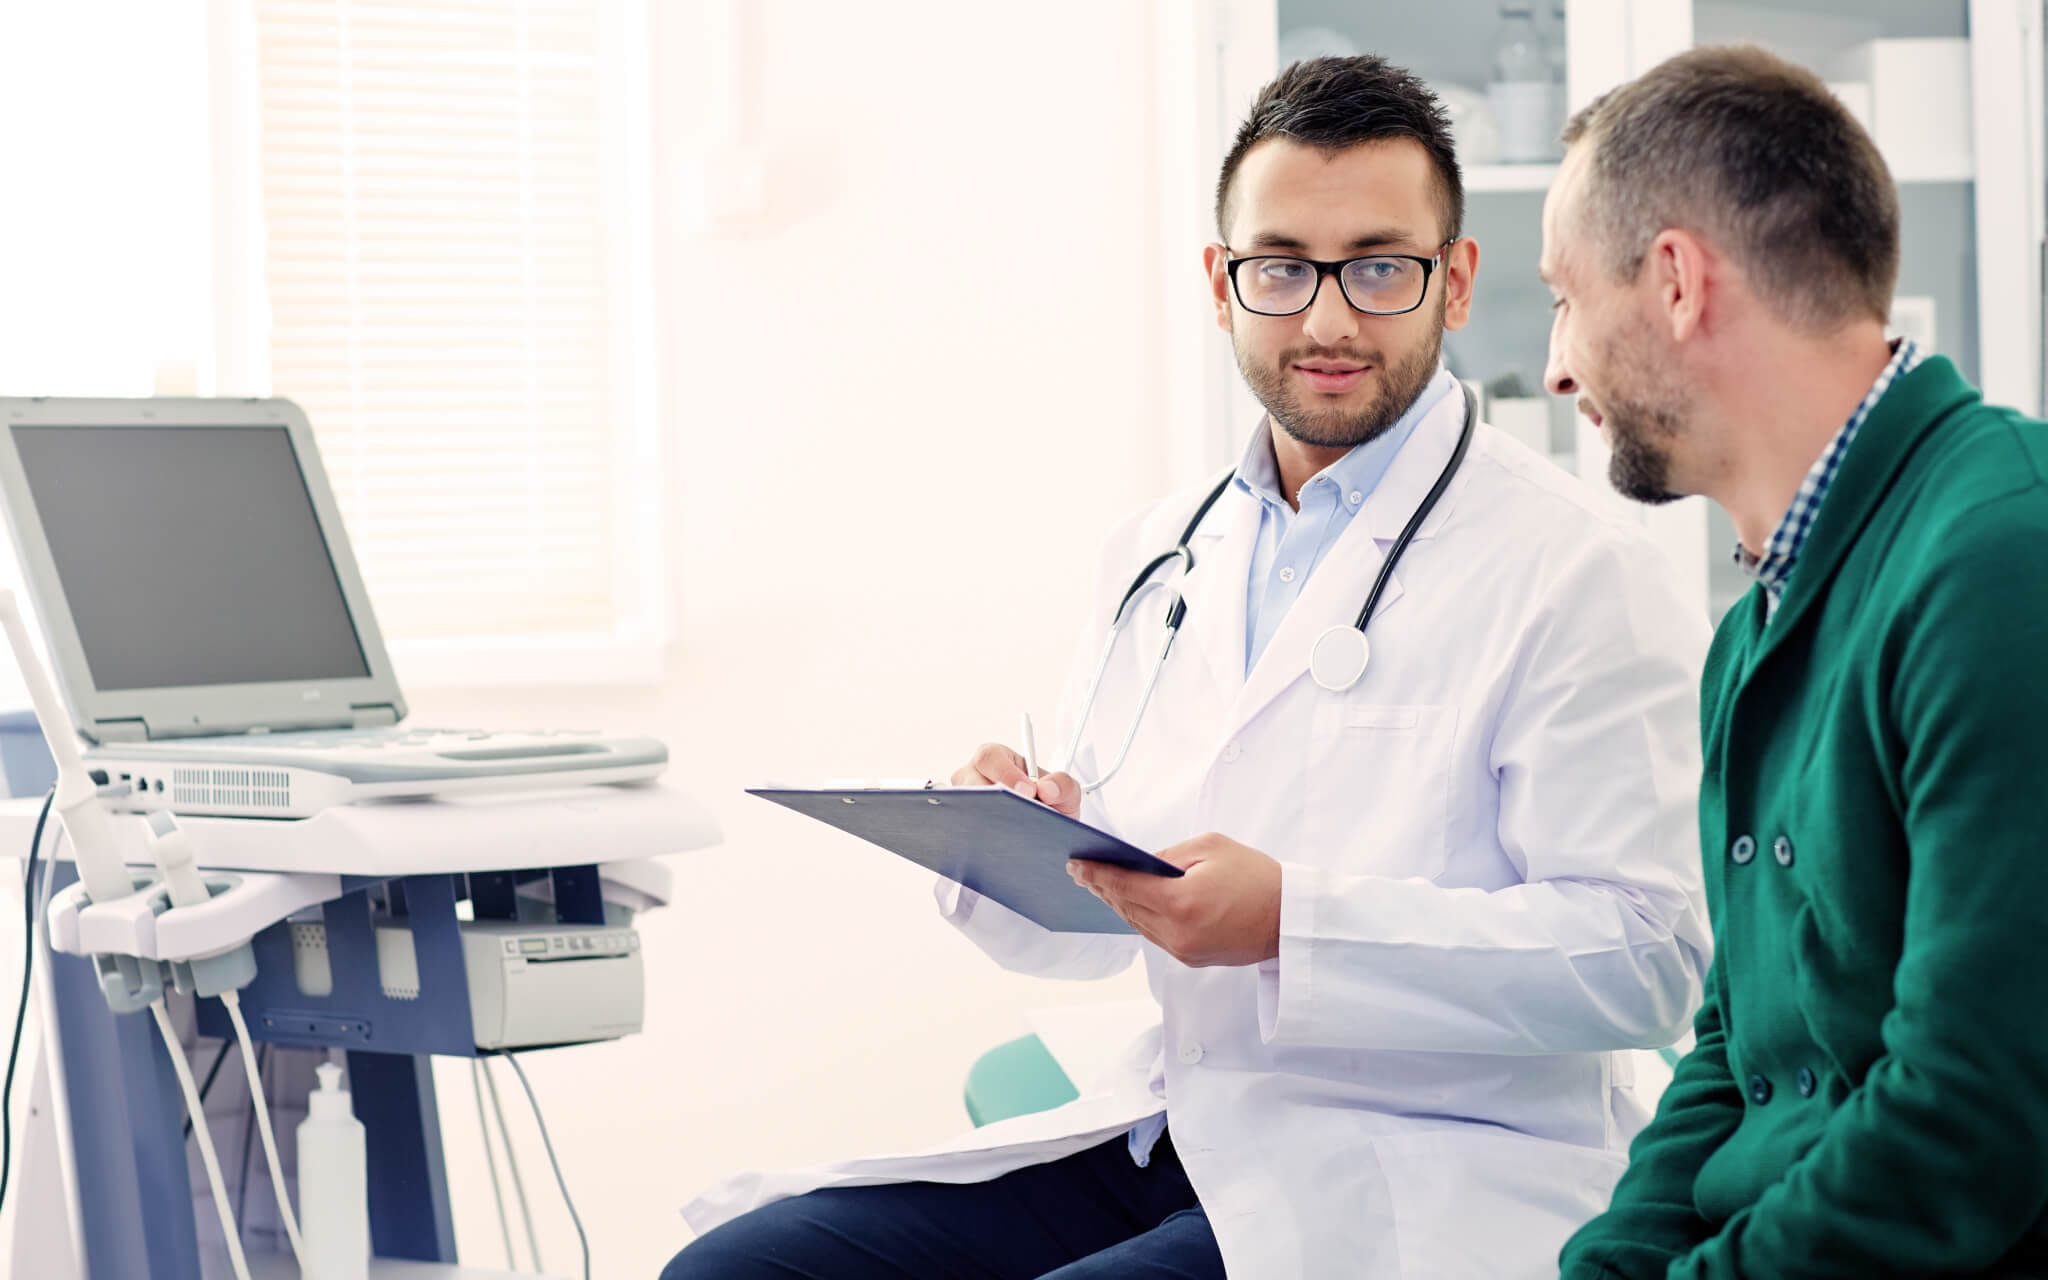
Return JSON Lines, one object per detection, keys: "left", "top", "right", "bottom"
{"left": 1649, "top": 228, "right": 1711, "bottom": 343}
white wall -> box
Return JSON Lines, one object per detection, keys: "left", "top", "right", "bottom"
{"left": 402, "top": 4, "right": 1189, "bottom": 1276}
{"left": 0, "top": 2, "right": 1206, "bottom": 1274}
{"left": 0, "top": 4, "right": 212, "bottom": 400}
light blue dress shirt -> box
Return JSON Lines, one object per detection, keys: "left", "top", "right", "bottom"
{"left": 1234, "top": 366, "right": 1458, "bottom": 673}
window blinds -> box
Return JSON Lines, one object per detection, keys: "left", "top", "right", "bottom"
{"left": 250, "top": 0, "right": 637, "bottom": 646}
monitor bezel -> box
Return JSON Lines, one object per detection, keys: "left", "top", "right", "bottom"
{"left": 0, "top": 396, "right": 406, "bottom": 741}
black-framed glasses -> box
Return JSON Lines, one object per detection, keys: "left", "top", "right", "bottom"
{"left": 1225, "top": 242, "right": 1453, "bottom": 317}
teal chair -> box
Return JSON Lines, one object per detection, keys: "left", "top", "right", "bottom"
{"left": 965, "top": 1037, "right": 1686, "bottom": 1127}
{"left": 964, "top": 1034, "right": 1078, "bottom": 1126}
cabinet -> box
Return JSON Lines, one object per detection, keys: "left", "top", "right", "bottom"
{"left": 1156, "top": 0, "right": 2043, "bottom": 620}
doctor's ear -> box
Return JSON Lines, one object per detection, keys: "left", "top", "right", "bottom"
{"left": 1204, "top": 243, "right": 1234, "bottom": 332}
{"left": 1649, "top": 229, "right": 1710, "bottom": 343}
{"left": 1441, "top": 237, "right": 1479, "bottom": 332}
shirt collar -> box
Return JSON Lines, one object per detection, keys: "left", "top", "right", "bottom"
{"left": 1233, "top": 365, "right": 1458, "bottom": 513}
{"left": 1736, "top": 337, "right": 1923, "bottom": 609}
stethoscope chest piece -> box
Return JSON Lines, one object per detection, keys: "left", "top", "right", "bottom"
{"left": 1064, "top": 383, "right": 1475, "bottom": 788}
{"left": 1309, "top": 625, "right": 1371, "bottom": 693}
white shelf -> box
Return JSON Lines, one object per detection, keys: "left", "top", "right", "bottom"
{"left": 1465, "top": 163, "right": 1558, "bottom": 194}
{"left": 1892, "top": 159, "right": 1973, "bottom": 185}
{"left": 1468, "top": 157, "right": 1965, "bottom": 193}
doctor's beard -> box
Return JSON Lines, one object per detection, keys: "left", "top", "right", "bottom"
{"left": 1237, "top": 306, "right": 1447, "bottom": 451}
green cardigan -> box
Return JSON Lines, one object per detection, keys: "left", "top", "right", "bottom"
{"left": 1560, "top": 356, "right": 2048, "bottom": 1278}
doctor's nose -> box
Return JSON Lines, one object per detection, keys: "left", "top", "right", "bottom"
{"left": 1300, "top": 274, "right": 1361, "bottom": 347}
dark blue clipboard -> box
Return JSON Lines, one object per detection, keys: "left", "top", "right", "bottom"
{"left": 747, "top": 785, "right": 1183, "bottom": 934}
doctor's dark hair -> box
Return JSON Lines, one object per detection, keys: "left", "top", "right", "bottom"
{"left": 1215, "top": 56, "right": 1464, "bottom": 245}
{"left": 1561, "top": 45, "right": 1900, "bottom": 329}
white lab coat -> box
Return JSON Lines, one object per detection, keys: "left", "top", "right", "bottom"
{"left": 685, "top": 393, "right": 1714, "bottom": 1277}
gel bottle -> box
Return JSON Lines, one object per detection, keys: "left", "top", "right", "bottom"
{"left": 296, "top": 1059, "right": 370, "bottom": 1279}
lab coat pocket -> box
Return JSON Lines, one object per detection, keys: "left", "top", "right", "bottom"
{"left": 1306, "top": 702, "right": 1457, "bottom": 881}
{"left": 1372, "top": 1128, "right": 1624, "bottom": 1279}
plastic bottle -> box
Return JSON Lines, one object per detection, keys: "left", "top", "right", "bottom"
{"left": 1489, "top": 2, "right": 1560, "bottom": 162}
{"left": 296, "top": 1060, "right": 369, "bottom": 1280}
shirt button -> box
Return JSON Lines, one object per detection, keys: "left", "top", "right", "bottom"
{"left": 1278, "top": 566, "right": 1297, "bottom": 583}
{"left": 1347, "top": 490, "right": 1363, "bottom": 505}
{"left": 1178, "top": 1041, "right": 1204, "bottom": 1066}
{"left": 1730, "top": 835, "right": 1757, "bottom": 865}
{"left": 1220, "top": 742, "right": 1242, "bottom": 763}
{"left": 1797, "top": 1067, "right": 1817, "bottom": 1098}
{"left": 1748, "top": 1074, "right": 1773, "bottom": 1105}
{"left": 1774, "top": 836, "right": 1795, "bottom": 867}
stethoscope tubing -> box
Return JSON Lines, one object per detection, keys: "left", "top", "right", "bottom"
{"left": 1062, "top": 383, "right": 1479, "bottom": 793}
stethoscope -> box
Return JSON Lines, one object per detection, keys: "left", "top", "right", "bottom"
{"left": 1061, "top": 382, "right": 1477, "bottom": 794}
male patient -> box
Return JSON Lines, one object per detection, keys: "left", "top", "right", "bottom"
{"left": 1546, "top": 45, "right": 2048, "bottom": 1278}
{"left": 670, "top": 56, "right": 1711, "bottom": 1278}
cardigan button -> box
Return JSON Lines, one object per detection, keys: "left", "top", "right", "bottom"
{"left": 1797, "top": 1067, "right": 1817, "bottom": 1098}
{"left": 1748, "top": 1073, "right": 1774, "bottom": 1105}
{"left": 1773, "top": 836, "right": 1795, "bottom": 867}
{"left": 1730, "top": 835, "right": 1757, "bottom": 865}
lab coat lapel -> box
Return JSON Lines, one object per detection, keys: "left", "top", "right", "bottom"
{"left": 1173, "top": 484, "right": 1258, "bottom": 707}
{"left": 1226, "top": 389, "right": 1468, "bottom": 735}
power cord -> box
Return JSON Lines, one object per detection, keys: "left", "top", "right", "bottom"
{"left": 0, "top": 786, "right": 56, "bottom": 1220}
{"left": 471, "top": 1058, "right": 520, "bottom": 1271}
{"left": 481, "top": 1053, "right": 544, "bottom": 1272}
{"left": 503, "top": 1053, "right": 591, "bottom": 1280}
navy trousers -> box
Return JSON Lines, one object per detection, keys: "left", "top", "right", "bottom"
{"left": 660, "top": 1130, "right": 1225, "bottom": 1279}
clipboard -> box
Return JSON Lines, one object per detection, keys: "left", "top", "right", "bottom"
{"left": 747, "top": 785, "right": 1183, "bottom": 934}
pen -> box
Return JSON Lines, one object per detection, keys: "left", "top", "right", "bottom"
{"left": 1020, "top": 712, "right": 1040, "bottom": 780}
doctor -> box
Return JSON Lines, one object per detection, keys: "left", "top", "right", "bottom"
{"left": 670, "top": 56, "right": 1712, "bottom": 1278}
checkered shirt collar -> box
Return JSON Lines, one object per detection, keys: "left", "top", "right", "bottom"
{"left": 1736, "top": 338, "right": 1923, "bottom": 603}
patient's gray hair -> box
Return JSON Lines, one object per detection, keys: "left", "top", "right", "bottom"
{"left": 1561, "top": 45, "right": 1899, "bottom": 330}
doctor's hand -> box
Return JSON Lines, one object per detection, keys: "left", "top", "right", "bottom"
{"left": 1069, "top": 833, "right": 1281, "bottom": 968}
{"left": 950, "top": 744, "right": 1084, "bottom": 819}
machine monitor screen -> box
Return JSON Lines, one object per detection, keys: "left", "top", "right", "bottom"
{"left": 9, "top": 424, "right": 372, "bottom": 691}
